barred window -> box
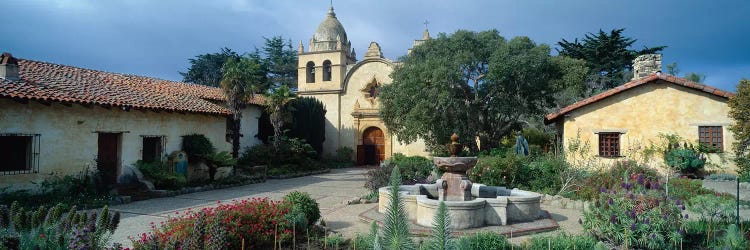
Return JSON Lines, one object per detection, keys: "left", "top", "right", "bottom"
{"left": 598, "top": 133, "right": 621, "bottom": 157}
{"left": 699, "top": 126, "right": 723, "bottom": 151}
{"left": 0, "top": 133, "right": 40, "bottom": 174}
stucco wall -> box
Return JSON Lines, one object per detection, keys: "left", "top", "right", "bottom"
{"left": 560, "top": 81, "right": 735, "bottom": 170}
{"left": 341, "top": 59, "right": 429, "bottom": 158}
{"left": 0, "top": 99, "right": 230, "bottom": 189}
{"left": 239, "top": 106, "right": 263, "bottom": 150}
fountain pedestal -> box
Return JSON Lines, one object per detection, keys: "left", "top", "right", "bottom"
{"left": 433, "top": 157, "right": 478, "bottom": 201}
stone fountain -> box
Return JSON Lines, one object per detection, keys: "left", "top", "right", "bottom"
{"left": 378, "top": 134, "right": 543, "bottom": 229}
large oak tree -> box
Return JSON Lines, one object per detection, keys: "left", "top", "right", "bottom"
{"left": 379, "top": 30, "right": 587, "bottom": 152}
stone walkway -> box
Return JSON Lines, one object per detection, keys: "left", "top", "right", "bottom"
{"left": 110, "top": 168, "right": 372, "bottom": 247}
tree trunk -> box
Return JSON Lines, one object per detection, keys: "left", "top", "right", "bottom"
{"left": 231, "top": 118, "right": 241, "bottom": 159}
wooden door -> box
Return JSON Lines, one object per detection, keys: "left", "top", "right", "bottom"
{"left": 362, "top": 127, "right": 385, "bottom": 165}
{"left": 97, "top": 133, "right": 121, "bottom": 184}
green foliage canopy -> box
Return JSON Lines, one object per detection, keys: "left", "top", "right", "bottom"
{"left": 557, "top": 28, "right": 666, "bottom": 90}
{"left": 380, "top": 29, "right": 587, "bottom": 151}
{"left": 729, "top": 79, "right": 750, "bottom": 175}
{"left": 181, "top": 47, "right": 241, "bottom": 87}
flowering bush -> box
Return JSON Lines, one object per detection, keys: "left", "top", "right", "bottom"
{"left": 132, "top": 197, "right": 291, "bottom": 249}
{"left": 582, "top": 173, "right": 686, "bottom": 249}
{"left": 567, "top": 160, "right": 660, "bottom": 200}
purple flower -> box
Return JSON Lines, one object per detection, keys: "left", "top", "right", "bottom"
{"left": 621, "top": 182, "right": 628, "bottom": 189}
{"left": 630, "top": 223, "right": 637, "bottom": 231}
{"left": 681, "top": 204, "right": 686, "bottom": 210}
{"left": 629, "top": 193, "right": 635, "bottom": 200}
{"left": 645, "top": 218, "right": 650, "bottom": 225}
{"left": 600, "top": 186, "right": 607, "bottom": 193}
{"left": 663, "top": 214, "right": 669, "bottom": 220}
{"left": 650, "top": 233, "right": 656, "bottom": 239}
{"left": 676, "top": 199, "right": 681, "bottom": 205}
{"left": 607, "top": 198, "right": 614, "bottom": 205}
{"left": 652, "top": 182, "right": 660, "bottom": 190}
{"left": 637, "top": 175, "right": 645, "bottom": 185}
{"left": 610, "top": 215, "right": 617, "bottom": 224}
{"left": 684, "top": 214, "right": 689, "bottom": 219}
{"left": 679, "top": 228, "right": 685, "bottom": 235}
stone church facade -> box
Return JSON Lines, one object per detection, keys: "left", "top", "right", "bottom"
{"left": 296, "top": 7, "right": 429, "bottom": 164}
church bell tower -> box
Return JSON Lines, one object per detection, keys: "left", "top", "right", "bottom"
{"left": 297, "top": 6, "right": 356, "bottom": 93}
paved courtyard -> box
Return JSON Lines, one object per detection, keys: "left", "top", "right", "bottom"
{"left": 110, "top": 168, "right": 373, "bottom": 247}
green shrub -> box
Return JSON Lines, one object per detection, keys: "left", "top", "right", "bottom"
{"left": 1, "top": 168, "right": 110, "bottom": 210}
{"left": 667, "top": 177, "right": 718, "bottom": 202}
{"left": 455, "top": 232, "right": 511, "bottom": 250}
{"left": 582, "top": 174, "right": 684, "bottom": 249}
{"left": 238, "top": 144, "right": 272, "bottom": 167}
{"left": 689, "top": 194, "right": 735, "bottom": 224}
{"left": 283, "top": 191, "right": 320, "bottom": 226}
{"left": 665, "top": 146, "right": 705, "bottom": 174}
{"left": 323, "top": 234, "right": 343, "bottom": 249}
{"left": 391, "top": 153, "right": 434, "bottom": 184}
{"left": 525, "top": 155, "right": 569, "bottom": 194}
{"left": 467, "top": 154, "right": 530, "bottom": 188}
{"left": 136, "top": 160, "right": 187, "bottom": 190}
{"left": 523, "top": 233, "right": 602, "bottom": 250}
{"left": 181, "top": 134, "right": 216, "bottom": 161}
{"left": 288, "top": 97, "right": 327, "bottom": 158}
{"left": 566, "top": 160, "right": 660, "bottom": 200}
{"left": 718, "top": 224, "right": 749, "bottom": 250}
{"left": 335, "top": 147, "right": 354, "bottom": 162}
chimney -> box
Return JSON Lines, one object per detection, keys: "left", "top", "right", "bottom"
{"left": 0, "top": 52, "right": 19, "bottom": 81}
{"left": 632, "top": 54, "right": 662, "bottom": 80}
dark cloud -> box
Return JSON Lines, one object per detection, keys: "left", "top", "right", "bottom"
{"left": 2, "top": 0, "right": 748, "bottom": 90}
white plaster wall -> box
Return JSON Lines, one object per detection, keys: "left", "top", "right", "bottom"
{"left": 239, "top": 105, "right": 263, "bottom": 150}
{"left": 0, "top": 99, "right": 230, "bottom": 189}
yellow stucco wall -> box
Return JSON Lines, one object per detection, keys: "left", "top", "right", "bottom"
{"left": 0, "top": 99, "right": 231, "bottom": 189}
{"left": 560, "top": 80, "right": 735, "bottom": 170}
{"left": 298, "top": 55, "right": 429, "bottom": 159}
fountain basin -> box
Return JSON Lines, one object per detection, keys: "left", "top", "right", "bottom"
{"left": 378, "top": 183, "right": 542, "bottom": 229}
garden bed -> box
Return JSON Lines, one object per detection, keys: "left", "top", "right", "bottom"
{"left": 127, "top": 174, "right": 266, "bottom": 201}
{"left": 268, "top": 169, "right": 331, "bottom": 179}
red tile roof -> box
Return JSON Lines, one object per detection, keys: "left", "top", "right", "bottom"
{"left": 544, "top": 73, "right": 736, "bottom": 124}
{"left": 0, "top": 57, "right": 265, "bottom": 115}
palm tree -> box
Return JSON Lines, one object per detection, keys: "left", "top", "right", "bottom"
{"left": 264, "top": 85, "right": 295, "bottom": 150}
{"left": 220, "top": 56, "right": 265, "bottom": 158}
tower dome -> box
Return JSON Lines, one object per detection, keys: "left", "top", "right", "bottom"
{"left": 310, "top": 6, "right": 349, "bottom": 52}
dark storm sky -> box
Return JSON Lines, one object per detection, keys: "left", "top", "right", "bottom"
{"left": 2, "top": 0, "right": 748, "bottom": 91}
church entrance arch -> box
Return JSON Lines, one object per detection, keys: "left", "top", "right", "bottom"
{"left": 359, "top": 126, "right": 385, "bottom": 165}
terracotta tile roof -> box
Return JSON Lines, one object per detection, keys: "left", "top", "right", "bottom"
{"left": 0, "top": 57, "right": 265, "bottom": 116}
{"left": 544, "top": 73, "right": 736, "bottom": 124}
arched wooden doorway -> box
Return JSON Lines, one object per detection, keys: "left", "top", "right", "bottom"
{"left": 359, "top": 127, "right": 385, "bottom": 165}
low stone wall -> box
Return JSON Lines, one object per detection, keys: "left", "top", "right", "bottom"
{"left": 540, "top": 194, "right": 592, "bottom": 210}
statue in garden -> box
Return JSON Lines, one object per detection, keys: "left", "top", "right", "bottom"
{"left": 514, "top": 131, "right": 529, "bottom": 156}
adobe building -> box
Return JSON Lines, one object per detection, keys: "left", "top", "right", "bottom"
{"left": 545, "top": 54, "right": 736, "bottom": 170}
{"left": 296, "top": 6, "right": 429, "bottom": 165}
{"left": 0, "top": 53, "right": 263, "bottom": 189}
